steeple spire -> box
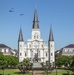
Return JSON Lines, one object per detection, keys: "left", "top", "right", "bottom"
{"left": 18, "top": 27, "right": 24, "bottom": 42}
{"left": 32, "top": 9, "right": 39, "bottom": 29}
{"left": 49, "top": 25, "right": 54, "bottom": 41}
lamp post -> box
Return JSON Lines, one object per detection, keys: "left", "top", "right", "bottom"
{"left": 32, "top": 67, "right": 33, "bottom": 75}
{"left": 56, "top": 65, "right": 57, "bottom": 75}
{"left": 55, "top": 57, "right": 57, "bottom": 75}
{"left": 2, "top": 66, "right": 5, "bottom": 75}
{"left": 46, "top": 61, "right": 49, "bottom": 75}
{"left": 46, "top": 66, "right": 48, "bottom": 75}
{"left": 3, "top": 68, "right": 4, "bottom": 75}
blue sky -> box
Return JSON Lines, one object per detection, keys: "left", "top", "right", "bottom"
{"left": 0, "top": 0, "right": 74, "bottom": 50}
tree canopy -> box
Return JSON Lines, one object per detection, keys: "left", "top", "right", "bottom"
{"left": 56, "top": 55, "right": 74, "bottom": 69}
{"left": 18, "top": 59, "right": 33, "bottom": 74}
{"left": 0, "top": 52, "right": 7, "bottom": 69}
{"left": 4, "top": 55, "right": 18, "bottom": 68}
{"left": 0, "top": 52, "right": 18, "bottom": 69}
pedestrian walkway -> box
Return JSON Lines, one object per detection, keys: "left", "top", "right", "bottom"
{"left": 33, "top": 71, "right": 43, "bottom": 75}
{"left": 32, "top": 62, "right": 42, "bottom": 68}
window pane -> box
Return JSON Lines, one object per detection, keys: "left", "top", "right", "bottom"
{"left": 51, "top": 53, "right": 53, "bottom": 56}
{"left": 20, "top": 53, "right": 22, "bottom": 56}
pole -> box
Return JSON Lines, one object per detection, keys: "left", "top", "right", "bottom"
{"left": 23, "top": 69, "right": 24, "bottom": 75}
{"left": 32, "top": 67, "right": 33, "bottom": 75}
{"left": 2, "top": 67, "right": 4, "bottom": 75}
{"left": 23, "top": 73, "right": 24, "bottom": 75}
{"left": 56, "top": 66, "right": 57, "bottom": 75}
{"left": 47, "top": 68, "right": 48, "bottom": 75}
{"left": 46, "top": 62, "right": 49, "bottom": 75}
{"left": 3, "top": 69, "right": 4, "bottom": 75}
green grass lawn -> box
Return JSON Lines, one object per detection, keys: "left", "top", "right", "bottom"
{"left": 0, "top": 69, "right": 74, "bottom": 75}
{"left": 0, "top": 69, "right": 32, "bottom": 75}
{"left": 43, "top": 69, "right": 74, "bottom": 75}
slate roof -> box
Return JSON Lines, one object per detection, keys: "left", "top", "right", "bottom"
{"left": 32, "top": 9, "right": 39, "bottom": 29}
{"left": 49, "top": 25, "right": 54, "bottom": 41}
{"left": 64, "top": 44, "right": 74, "bottom": 48}
{"left": 0, "top": 44, "right": 11, "bottom": 49}
{"left": 13, "top": 49, "right": 18, "bottom": 52}
{"left": 18, "top": 28, "right": 24, "bottom": 41}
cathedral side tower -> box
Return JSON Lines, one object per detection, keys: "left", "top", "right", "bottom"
{"left": 32, "top": 9, "right": 40, "bottom": 40}
{"left": 48, "top": 26, "right": 55, "bottom": 67}
{"left": 18, "top": 28, "right": 24, "bottom": 62}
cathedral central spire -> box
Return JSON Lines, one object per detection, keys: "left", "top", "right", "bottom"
{"left": 32, "top": 9, "right": 39, "bottom": 29}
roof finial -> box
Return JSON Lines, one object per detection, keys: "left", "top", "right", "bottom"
{"left": 35, "top": 0, "right": 37, "bottom": 9}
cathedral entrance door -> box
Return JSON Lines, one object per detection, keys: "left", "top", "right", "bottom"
{"left": 34, "top": 53, "right": 38, "bottom": 62}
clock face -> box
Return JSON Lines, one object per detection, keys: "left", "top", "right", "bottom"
{"left": 34, "top": 33, "right": 38, "bottom": 39}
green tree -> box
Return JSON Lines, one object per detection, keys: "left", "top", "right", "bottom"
{"left": 56, "top": 56, "right": 71, "bottom": 68}
{"left": 70, "top": 56, "right": 74, "bottom": 69}
{"left": 5, "top": 55, "right": 18, "bottom": 68}
{"left": 0, "top": 52, "right": 7, "bottom": 69}
{"left": 18, "top": 59, "right": 32, "bottom": 74}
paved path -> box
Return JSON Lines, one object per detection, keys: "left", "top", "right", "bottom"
{"left": 33, "top": 71, "right": 43, "bottom": 75}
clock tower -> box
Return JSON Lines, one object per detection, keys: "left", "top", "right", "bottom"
{"left": 32, "top": 9, "right": 40, "bottom": 40}
{"left": 31, "top": 9, "right": 41, "bottom": 62}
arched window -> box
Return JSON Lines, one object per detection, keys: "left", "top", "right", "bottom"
{"left": 4, "top": 49, "right": 6, "bottom": 53}
{"left": 25, "top": 52, "right": 27, "bottom": 56}
{"left": 51, "top": 53, "right": 53, "bottom": 56}
{"left": 34, "top": 36, "right": 35, "bottom": 39}
{"left": 38, "top": 51, "right": 40, "bottom": 57}
{"left": 20, "top": 53, "right": 22, "bottom": 56}
{"left": 29, "top": 44, "right": 31, "bottom": 48}
{"left": 46, "top": 52, "right": 47, "bottom": 57}
{"left": 37, "top": 35, "right": 38, "bottom": 39}
{"left": 42, "top": 44, "right": 43, "bottom": 48}
{"left": 30, "top": 49, "right": 33, "bottom": 57}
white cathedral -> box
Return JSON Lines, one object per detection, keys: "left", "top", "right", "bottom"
{"left": 18, "top": 9, "right": 55, "bottom": 66}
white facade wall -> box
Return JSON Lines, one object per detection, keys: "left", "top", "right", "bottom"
{"left": 18, "top": 29, "right": 55, "bottom": 63}
{"left": 19, "top": 39, "right": 49, "bottom": 62}
{"left": 62, "top": 48, "right": 74, "bottom": 56}
{"left": 18, "top": 41, "right": 25, "bottom": 62}
{"left": 49, "top": 41, "right": 55, "bottom": 65}
{"left": 0, "top": 48, "right": 15, "bottom": 55}
{"left": 32, "top": 29, "right": 40, "bottom": 40}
